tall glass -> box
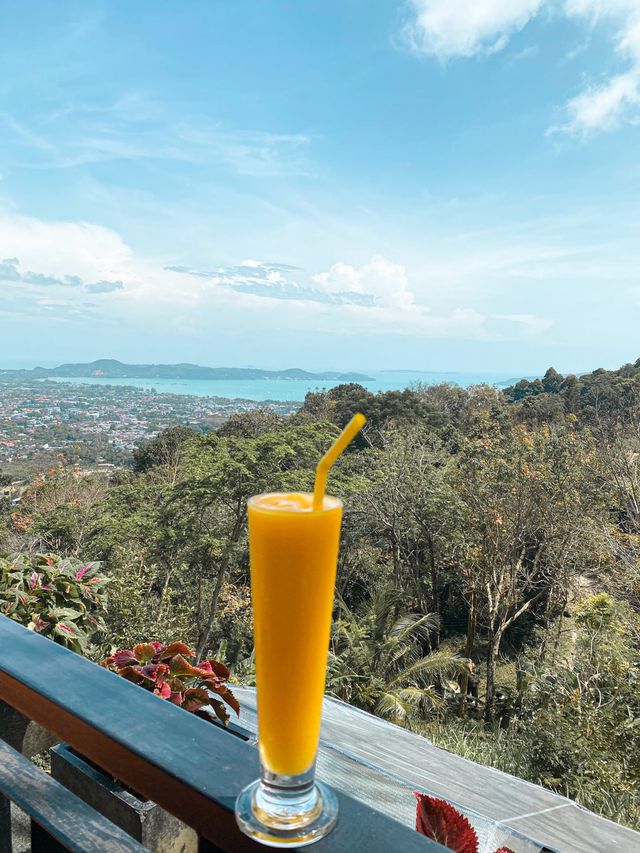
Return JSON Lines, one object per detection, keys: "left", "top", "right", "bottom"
{"left": 235, "top": 491, "right": 342, "bottom": 847}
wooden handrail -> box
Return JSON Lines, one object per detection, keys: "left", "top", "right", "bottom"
{"left": 0, "top": 616, "right": 443, "bottom": 852}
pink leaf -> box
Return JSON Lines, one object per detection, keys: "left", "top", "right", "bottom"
{"left": 153, "top": 681, "right": 171, "bottom": 699}
{"left": 111, "top": 649, "right": 138, "bottom": 668}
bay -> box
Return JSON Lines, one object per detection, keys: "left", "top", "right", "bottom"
{"left": 42, "top": 370, "right": 518, "bottom": 403}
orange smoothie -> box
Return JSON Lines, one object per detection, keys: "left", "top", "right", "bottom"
{"left": 248, "top": 492, "right": 343, "bottom": 776}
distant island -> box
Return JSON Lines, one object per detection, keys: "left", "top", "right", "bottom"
{"left": 0, "top": 359, "right": 374, "bottom": 383}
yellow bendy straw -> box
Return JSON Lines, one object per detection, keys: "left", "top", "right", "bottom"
{"left": 313, "top": 412, "right": 366, "bottom": 510}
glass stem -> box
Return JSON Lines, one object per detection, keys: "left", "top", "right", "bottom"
{"left": 253, "top": 764, "right": 321, "bottom": 829}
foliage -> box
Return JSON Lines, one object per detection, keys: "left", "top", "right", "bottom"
{"left": 101, "top": 640, "right": 239, "bottom": 725}
{"left": 504, "top": 360, "right": 640, "bottom": 430}
{"left": 87, "top": 422, "right": 350, "bottom": 657}
{"left": 414, "top": 793, "right": 513, "bottom": 853}
{"left": 17, "top": 468, "right": 109, "bottom": 555}
{"left": 132, "top": 425, "right": 198, "bottom": 473}
{"left": 0, "top": 552, "right": 108, "bottom": 653}
{"left": 452, "top": 421, "right": 606, "bottom": 721}
{"left": 296, "top": 383, "right": 444, "bottom": 444}
{"left": 328, "top": 587, "right": 469, "bottom": 724}
{"left": 216, "top": 408, "right": 284, "bottom": 438}
{"left": 425, "top": 595, "right": 640, "bottom": 829}
{"left": 100, "top": 551, "right": 197, "bottom": 650}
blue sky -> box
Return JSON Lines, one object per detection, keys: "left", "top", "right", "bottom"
{"left": 1, "top": 0, "right": 639, "bottom": 374}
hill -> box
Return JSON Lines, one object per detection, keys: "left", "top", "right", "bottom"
{"left": 0, "top": 359, "right": 374, "bottom": 382}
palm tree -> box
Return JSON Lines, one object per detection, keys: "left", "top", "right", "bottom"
{"left": 327, "top": 587, "right": 469, "bottom": 726}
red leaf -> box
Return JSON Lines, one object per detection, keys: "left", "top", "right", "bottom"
{"left": 202, "top": 659, "right": 230, "bottom": 680}
{"left": 494, "top": 848, "right": 515, "bottom": 853}
{"left": 139, "top": 662, "right": 169, "bottom": 682}
{"left": 414, "top": 793, "right": 478, "bottom": 853}
{"left": 110, "top": 649, "right": 137, "bottom": 668}
{"left": 149, "top": 641, "right": 165, "bottom": 659}
{"left": 160, "top": 642, "right": 195, "bottom": 660}
{"left": 208, "top": 683, "right": 240, "bottom": 715}
{"left": 182, "top": 687, "right": 211, "bottom": 712}
{"left": 134, "top": 643, "right": 158, "bottom": 663}
{"left": 116, "top": 665, "right": 145, "bottom": 684}
{"left": 154, "top": 681, "right": 171, "bottom": 699}
{"left": 169, "top": 654, "right": 219, "bottom": 679}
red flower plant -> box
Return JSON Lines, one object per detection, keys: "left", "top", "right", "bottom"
{"left": 414, "top": 793, "right": 514, "bottom": 853}
{"left": 101, "top": 641, "right": 240, "bottom": 726}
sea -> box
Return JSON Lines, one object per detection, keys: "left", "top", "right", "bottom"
{"left": 42, "top": 370, "right": 519, "bottom": 403}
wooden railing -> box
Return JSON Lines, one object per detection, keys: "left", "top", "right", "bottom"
{"left": 0, "top": 616, "right": 444, "bottom": 852}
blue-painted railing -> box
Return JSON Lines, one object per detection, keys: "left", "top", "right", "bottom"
{"left": 0, "top": 616, "right": 443, "bottom": 852}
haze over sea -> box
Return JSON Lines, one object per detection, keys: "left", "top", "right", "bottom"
{"left": 44, "top": 370, "right": 518, "bottom": 403}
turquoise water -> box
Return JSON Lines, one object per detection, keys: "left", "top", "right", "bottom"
{"left": 42, "top": 370, "right": 517, "bottom": 402}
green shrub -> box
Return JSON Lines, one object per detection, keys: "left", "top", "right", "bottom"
{"left": 0, "top": 552, "right": 108, "bottom": 654}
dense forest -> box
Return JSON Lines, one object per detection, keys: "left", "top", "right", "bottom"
{"left": 2, "top": 358, "right": 640, "bottom": 830}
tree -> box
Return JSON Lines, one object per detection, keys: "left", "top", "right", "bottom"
{"left": 216, "top": 408, "right": 283, "bottom": 438}
{"left": 295, "top": 383, "right": 443, "bottom": 446}
{"left": 453, "top": 422, "right": 606, "bottom": 722}
{"left": 327, "top": 586, "right": 469, "bottom": 725}
{"left": 152, "top": 423, "right": 342, "bottom": 657}
{"left": 132, "top": 426, "right": 198, "bottom": 474}
{"left": 349, "top": 427, "right": 462, "bottom": 618}
{"left": 542, "top": 367, "right": 563, "bottom": 394}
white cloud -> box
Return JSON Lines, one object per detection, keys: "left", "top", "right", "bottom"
{"left": 164, "top": 261, "right": 374, "bottom": 306}
{"left": 404, "top": 0, "right": 640, "bottom": 136}
{"left": 553, "top": 1, "right": 640, "bottom": 135}
{"left": 0, "top": 210, "right": 557, "bottom": 345}
{"left": 559, "top": 71, "right": 640, "bottom": 135}
{"left": 403, "top": 0, "right": 545, "bottom": 60}
{"left": 312, "top": 256, "right": 414, "bottom": 310}
{"left": 0, "top": 212, "right": 131, "bottom": 282}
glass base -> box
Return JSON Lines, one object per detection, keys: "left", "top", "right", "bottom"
{"left": 235, "top": 777, "right": 338, "bottom": 848}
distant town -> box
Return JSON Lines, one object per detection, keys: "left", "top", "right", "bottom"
{"left": 0, "top": 379, "right": 298, "bottom": 479}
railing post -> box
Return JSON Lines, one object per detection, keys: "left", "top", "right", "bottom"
{"left": 31, "top": 821, "right": 67, "bottom": 852}
{"left": 0, "top": 793, "right": 12, "bottom": 853}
